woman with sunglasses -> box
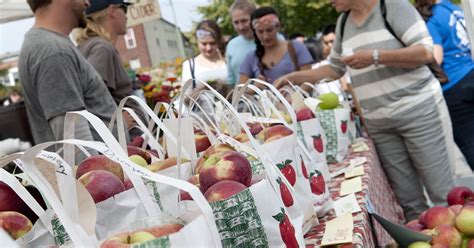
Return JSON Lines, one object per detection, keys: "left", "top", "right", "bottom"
{"left": 239, "top": 6, "right": 313, "bottom": 85}
{"left": 76, "top": 0, "right": 145, "bottom": 138}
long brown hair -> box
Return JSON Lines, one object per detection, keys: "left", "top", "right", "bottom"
{"left": 415, "top": 0, "right": 437, "bottom": 21}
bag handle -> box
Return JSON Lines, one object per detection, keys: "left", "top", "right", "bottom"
{"left": 21, "top": 139, "right": 223, "bottom": 247}
{"left": 20, "top": 141, "right": 97, "bottom": 247}
{"left": 0, "top": 154, "right": 52, "bottom": 234}
{"left": 178, "top": 80, "right": 293, "bottom": 196}
{"left": 64, "top": 111, "right": 161, "bottom": 218}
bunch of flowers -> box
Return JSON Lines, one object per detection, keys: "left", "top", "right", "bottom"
{"left": 141, "top": 58, "right": 183, "bottom": 107}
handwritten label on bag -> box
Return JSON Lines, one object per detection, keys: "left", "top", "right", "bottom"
{"left": 321, "top": 212, "right": 353, "bottom": 246}
{"left": 333, "top": 194, "right": 362, "bottom": 217}
{"left": 340, "top": 177, "right": 362, "bottom": 196}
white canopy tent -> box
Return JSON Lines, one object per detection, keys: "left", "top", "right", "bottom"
{"left": 0, "top": 0, "right": 33, "bottom": 24}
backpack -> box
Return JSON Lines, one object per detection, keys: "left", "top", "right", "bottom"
{"left": 339, "top": 0, "right": 449, "bottom": 84}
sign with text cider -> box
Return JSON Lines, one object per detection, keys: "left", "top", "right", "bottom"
{"left": 126, "top": 0, "right": 161, "bottom": 27}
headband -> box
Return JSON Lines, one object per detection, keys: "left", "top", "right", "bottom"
{"left": 251, "top": 13, "right": 280, "bottom": 29}
{"left": 196, "top": 29, "right": 214, "bottom": 40}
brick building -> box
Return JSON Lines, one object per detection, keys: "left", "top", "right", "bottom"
{"left": 115, "top": 18, "right": 192, "bottom": 70}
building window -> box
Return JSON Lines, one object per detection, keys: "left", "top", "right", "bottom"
{"left": 129, "top": 59, "right": 141, "bottom": 70}
{"left": 124, "top": 28, "right": 137, "bottom": 49}
{"left": 156, "top": 38, "right": 160, "bottom": 47}
{"left": 167, "top": 40, "right": 177, "bottom": 48}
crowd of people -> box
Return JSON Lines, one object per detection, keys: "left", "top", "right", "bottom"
{"left": 12, "top": 0, "right": 474, "bottom": 222}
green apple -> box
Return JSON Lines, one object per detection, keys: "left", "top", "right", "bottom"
{"left": 408, "top": 241, "right": 431, "bottom": 248}
{"left": 319, "top": 92, "right": 340, "bottom": 110}
{"left": 129, "top": 231, "right": 155, "bottom": 243}
{"left": 129, "top": 155, "right": 148, "bottom": 167}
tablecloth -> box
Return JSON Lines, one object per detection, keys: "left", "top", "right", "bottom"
{"left": 305, "top": 138, "right": 405, "bottom": 247}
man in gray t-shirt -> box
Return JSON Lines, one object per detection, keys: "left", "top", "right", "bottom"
{"left": 19, "top": 0, "right": 117, "bottom": 144}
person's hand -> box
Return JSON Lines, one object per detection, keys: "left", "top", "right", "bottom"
{"left": 341, "top": 50, "right": 374, "bottom": 69}
{"left": 274, "top": 74, "right": 292, "bottom": 89}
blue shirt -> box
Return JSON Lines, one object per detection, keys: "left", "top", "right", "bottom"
{"left": 226, "top": 35, "right": 256, "bottom": 85}
{"left": 427, "top": 0, "right": 474, "bottom": 90}
{"left": 240, "top": 40, "right": 313, "bottom": 84}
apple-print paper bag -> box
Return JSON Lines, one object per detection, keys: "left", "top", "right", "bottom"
{"left": 316, "top": 108, "right": 351, "bottom": 163}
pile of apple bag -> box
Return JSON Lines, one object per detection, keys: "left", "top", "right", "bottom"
{"left": 0, "top": 78, "right": 359, "bottom": 247}
{"left": 405, "top": 186, "right": 474, "bottom": 248}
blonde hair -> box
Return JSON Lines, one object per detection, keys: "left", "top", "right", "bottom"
{"left": 75, "top": 8, "right": 112, "bottom": 45}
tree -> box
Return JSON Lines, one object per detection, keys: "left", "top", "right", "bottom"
{"left": 197, "top": 0, "right": 339, "bottom": 38}
{"left": 197, "top": 0, "right": 463, "bottom": 38}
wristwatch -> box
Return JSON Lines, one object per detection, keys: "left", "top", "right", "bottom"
{"left": 372, "top": 50, "right": 380, "bottom": 67}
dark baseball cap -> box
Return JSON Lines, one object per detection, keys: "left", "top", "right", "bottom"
{"left": 86, "top": 0, "right": 133, "bottom": 15}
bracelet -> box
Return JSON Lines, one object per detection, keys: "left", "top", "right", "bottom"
{"left": 372, "top": 50, "right": 380, "bottom": 67}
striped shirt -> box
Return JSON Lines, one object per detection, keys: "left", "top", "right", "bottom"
{"left": 329, "top": 0, "right": 443, "bottom": 120}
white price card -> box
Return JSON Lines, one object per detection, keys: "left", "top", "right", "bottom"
{"left": 345, "top": 166, "right": 364, "bottom": 179}
{"left": 340, "top": 177, "right": 363, "bottom": 196}
{"left": 321, "top": 213, "right": 354, "bottom": 246}
{"left": 333, "top": 193, "right": 362, "bottom": 217}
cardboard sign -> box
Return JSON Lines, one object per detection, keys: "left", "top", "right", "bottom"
{"left": 126, "top": 0, "right": 161, "bottom": 27}
{"left": 321, "top": 213, "right": 354, "bottom": 246}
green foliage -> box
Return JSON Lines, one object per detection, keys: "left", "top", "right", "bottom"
{"left": 197, "top": 0, "right": 463, "bottom": 38}
{"left": 197, "top": 0, "right": 339, "bottom": 38}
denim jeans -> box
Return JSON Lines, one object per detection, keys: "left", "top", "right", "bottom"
{"left": 443, "top": 69, "right": 474, "bottom": 170}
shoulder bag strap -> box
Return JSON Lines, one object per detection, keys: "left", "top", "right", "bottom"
{"left": 287, "top": 41, "right": 300, "bottom": 71}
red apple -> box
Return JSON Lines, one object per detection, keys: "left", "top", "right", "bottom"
{"left": 431, "top": 224, "right": 462, "bottom": 247}
{"left": 424, "top": 206, "right": 456, "bottom": 229}
{"left": 419, "top": 210, "right": 428, "bottom": 226}
{"left": 406, "top": 219, "right": 425, "bottom": 232}
{"left": 296, "top": 107, "right": 315, "bottom": 122}
{"left": 129, "top": 136, "right": 144, "bottom": 147}
{"left": 142, "top": 223, "right": 183, "bottom": 238}
{"left": 455, "top": 205, "right": 474, "bottom": 236}
{"left": 233, "top": 133, "right": 249, "bottom": 143}
{"left": 127, "top": 145, "right": 152, "bottom": 164}
{"left": 448, "top": 204, "right": 463, "bottom": 216}
{"left": 0, "top": 211, "right": 33, "bottom": 240}
{"left": 257, "top": 125, "right": 294, "bottom": 143}
{"left": 431, "top": 245, "right": 448, "bottom": 248}
{"left": 78, "top": 170, "right": 125, "bottom": 203}
{"left": 123, "top": 178, "right": 134, "bottom": 190}
{"left": 0, "top": 181, "right": 29, "bottom": 214}
{"left": 195, "top": 133, "right": 211, "bottom": 153}
{"left": 148, "top": 157, "right": 189, "bottom": 172}
{"left": 467, "top": 240, "right": 474, "bottom": 248}
{"left": 248, "top": 123, "right": 264, "bottom": 136}
{"left": 194, "top": 144, "right": 235, "bottom": 174}
{"left": 204, "top": 180, "right": 247, "bottom": 202}
{"left": 179, "top": 175, "right": 200, "bottom": 201}
{"left": 447, "top": 186, "right": 472, "bottom": 206}
{"left": 0, "top": 182, "right": 46, "bottom": 224}
{"left": 199, "top": 151, "right": 252, "bottom": 192}
{"left": 76, "top": 155, "right": 124, "bottom": 181}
